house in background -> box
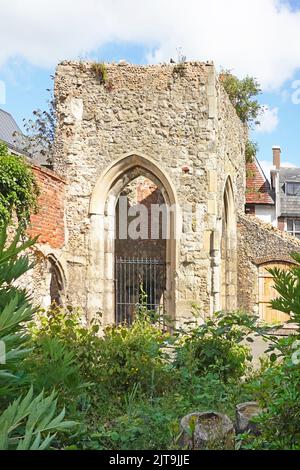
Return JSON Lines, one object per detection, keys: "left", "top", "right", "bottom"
{"left": 0, "top": 108, "right": 28, "bottom": 157}
{"left": 245, "top": 155, "right": 276, "bottom": 225}
{"left": 246, "top": 146, "right": 300, "bottom": 240}
{"left": 271, "top": 147, "right": 300, "bottom": 239}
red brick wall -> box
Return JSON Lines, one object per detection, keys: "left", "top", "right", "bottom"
{"left": 27, "top": 165, "right": 66, "bottom": 249}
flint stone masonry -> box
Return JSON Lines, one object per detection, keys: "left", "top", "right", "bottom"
{"left": 51, "top": 61, "right": 246, "bottom": 324}
{"left": 238, "top": 213, "right": 300, "bottom": 315}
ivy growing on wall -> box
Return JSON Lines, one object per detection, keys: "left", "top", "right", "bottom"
{"left": 0, "top": 142, "right": 40, "bottom": 229}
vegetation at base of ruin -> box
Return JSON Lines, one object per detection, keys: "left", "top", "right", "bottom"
{"left": 18, "top": 89, "right": 56, "bottom": 167}
{"left": 174, "top": 309, "right": 258, "bottom": 382}
{"left": 1, "top": 222, "right": 300, "bottom": 450}
{"left": 0, "top": 142, "right": 40, "bottom": 229}
{"left": 245, "top": 140, "right": 259, "bottom": 164}
{"left": 0, "top": 226, "right": 76, "bottom": 450}
{"left": 238, "top": 254, "right": 300, "bottom": 450}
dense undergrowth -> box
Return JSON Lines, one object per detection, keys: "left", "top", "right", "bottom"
{"left": 0, "top": 225, "right": 300, "bottom": 450}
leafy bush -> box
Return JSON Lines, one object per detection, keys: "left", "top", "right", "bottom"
{"left": 0, "top": 388, "right": 75, "bottom": 450}
{"left": 24, "top": 336, "right": 85, "bottom": 399}
{"left": 0, "top": 226, "right": 37, "bottom": 393}
{"left": 94, "top": 317, "right": 173, "bottom": 395}
{"left": 75, "top": 370, "right": 244, "bottom": 450}
{"left": 0, "top": 142, "right": 39, "bottom": 229}
{"left": 174, "top": 310, "right": 258, "bottom": 382}
{"left": 0, "top": 225, "right": 75, "bottom": 450}
{"left": 27, "top": 304, "right": 100, "bottom": 386}
{"left": 238, "top": 256, "right": 300, "bottom": 450}
{"left": 240, "top": 357, "right": 300, "bottom": 450}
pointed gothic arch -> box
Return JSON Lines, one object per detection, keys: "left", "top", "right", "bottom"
{"left": 220, "top": 176, "right": 237, "bottom": 311}
{"left": 87, "top": 152, "right": 179, "bottom": 324}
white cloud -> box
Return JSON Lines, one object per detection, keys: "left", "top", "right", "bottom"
{"left": 256, "top": 106, "right": 279, "bottom": 133}
{"left": 259, "top": 161, "right": 274, "bottom": 180}
{"left": 283, "top": 162, "right": 297, "bottom": 167}
{"left": 1, "top": 0, "right": 300, "bottom": 90}
{"left": 259, "top": 159, "right": 297, "bottom": 179}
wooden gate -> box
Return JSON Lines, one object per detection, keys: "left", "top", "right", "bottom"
{"left": 258, "top": 262, "right": 291, "bottom": 324}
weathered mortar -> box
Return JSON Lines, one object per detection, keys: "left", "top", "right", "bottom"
{"left": 53, "top": 60, "right": 246, "bottom": 322}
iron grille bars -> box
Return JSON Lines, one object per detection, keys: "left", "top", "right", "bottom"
{"left": 115, "top": 257, "right": 166, "bottom": 324}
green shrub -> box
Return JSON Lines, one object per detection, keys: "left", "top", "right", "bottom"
{"left": 0, "top": 225, "right": 75, "bottom": 450}
{"left": 0, "top": 142, "right": 39, "bottom": 229}
{"left": 24, "top": 337, "right": 85, "bottom": 397}
{"left": 174, "top": 310, "right": 257, "bottom": 382}
{"left": 28, "top": 304, "right": 101, "bottom": 380}
{"left": 91, "top": 316, "right": 173, "bottom": 395}
{"left": 91, "top": 62, "right": 108, "bottom": 84}
{"left": 237, "top": 256, "right": 300, "bottom": 450}
{"left": 240, "top": 357, "right": 300, "bottom": 450}
{"left": 268, "top": 252, "right": 300, "bottom": 327}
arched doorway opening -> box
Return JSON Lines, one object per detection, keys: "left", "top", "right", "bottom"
{"left": 220, "top": 177, "right": 237, "bottom": 311}
{"left": 88, "top": 153, "right": 179, "bottom": 325}
{"left": 115, "top": 175, "right": 167, "bottom": 323}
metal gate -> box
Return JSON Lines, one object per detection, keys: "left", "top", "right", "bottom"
{"left": 115, "top": 257, "right": 166, "bottom": 324}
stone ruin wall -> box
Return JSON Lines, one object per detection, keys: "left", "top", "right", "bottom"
{"left": 238, "top": 213, "right": 300, "bottom": 315}
{"left": 52, "top": 61, "right": 246, "bottom": 323}
{"left": 13, "top": 61, "right": 247, "bottom": 322}
{"left": 14, "top": 61, "right": 300, "bottom": 325}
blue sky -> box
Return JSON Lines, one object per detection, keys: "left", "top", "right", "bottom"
{"left": 1, "top": 0, "right": 300, "bottom": 177}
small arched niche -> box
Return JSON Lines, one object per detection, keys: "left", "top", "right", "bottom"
{"left": 48, "top": 255, "right": 66, "bottom": 306}
{"left": 220, "top": 176, "right": 237, "bottom": 311}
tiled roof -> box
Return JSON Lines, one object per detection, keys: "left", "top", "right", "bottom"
{"left": 246, "top": 159, "right": 274, "bottom": 205}
{"left": 278, "top": 166, "right": 300, "bottom": 216}
{"left": 0, "top": 108, "right": 25, "bottom": 154}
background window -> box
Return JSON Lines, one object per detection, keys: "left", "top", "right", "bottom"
{"left": 286, "top": 182, "right": 300, "bottom": 196}
{"left": 287, "top": 219, "right": 300, "bottom": 239}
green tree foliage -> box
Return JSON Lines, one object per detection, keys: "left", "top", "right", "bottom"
{"left": 0, "top": 143, "right": 39, "bottom": 229}
{"left": 245, "top": 140, "right": 259, "bottom": 164}
{"left": 17, "top": 91, "right": 56, "bottom": 166}
{"left": 220, "top": 71, "right": 262, "bottom": 164}
{"left": 220, "top": 71, "right": 262, "bottom": 126}
{"left": 0, "top": 225, "right": 75, "bottom": 450}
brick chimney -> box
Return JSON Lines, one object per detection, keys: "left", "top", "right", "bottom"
{"left": 272, "top": 146, "right": 281, "bottom": 169}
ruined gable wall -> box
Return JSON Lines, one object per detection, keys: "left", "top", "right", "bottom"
{"left": 53, "top": 61, "right": 246, "bottom": 320}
